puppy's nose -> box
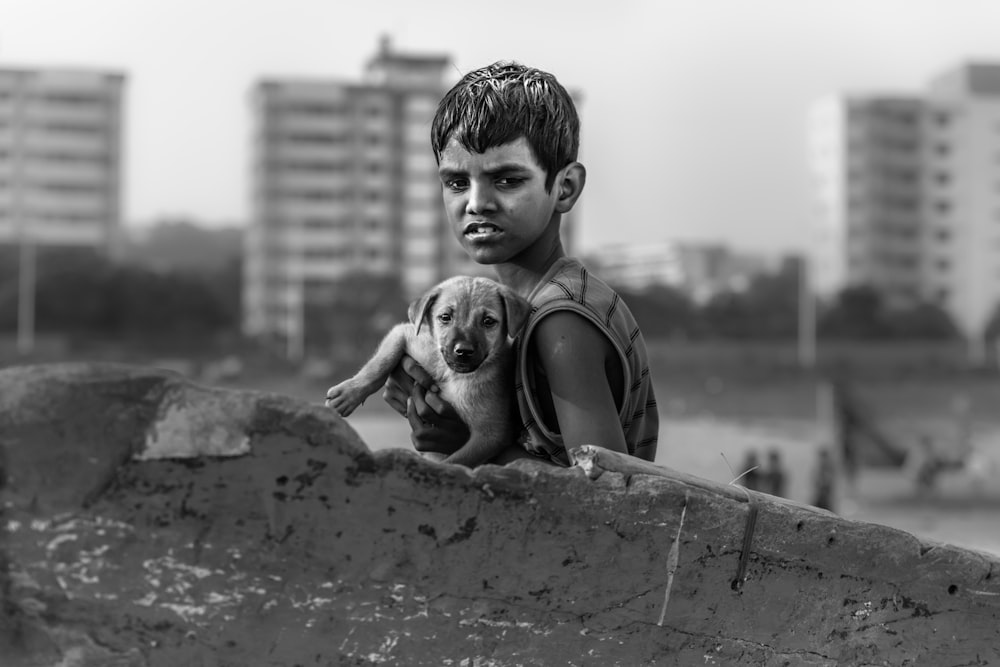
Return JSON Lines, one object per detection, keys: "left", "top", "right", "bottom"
{"left": 453, "top": 341, "right": 475, "bottom": 358}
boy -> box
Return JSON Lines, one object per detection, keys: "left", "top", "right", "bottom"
{"left": 382, "top": 61, "right": 658, "bottom": 466}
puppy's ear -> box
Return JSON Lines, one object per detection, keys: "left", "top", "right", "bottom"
{"left": 408, "top": 288, "right": 439, "bottom": 335}
{"left": 498, "top": 286, "right": 532, "bottom": 338}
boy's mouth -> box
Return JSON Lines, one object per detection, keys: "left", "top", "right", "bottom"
{"left": 463, "top": 222, "right": 502, "bottom": 240}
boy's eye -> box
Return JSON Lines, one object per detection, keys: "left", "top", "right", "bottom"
{"left": 444, "top": 178, "right": 468, "bottom": 192}
{"left": 496, "top": 177, "right": 524, "bottom": 188}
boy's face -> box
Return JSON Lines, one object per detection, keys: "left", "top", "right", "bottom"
{"left": 437, "top": 136, "right": 561, "bottom": 266}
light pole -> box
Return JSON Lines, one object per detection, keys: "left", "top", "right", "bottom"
{"left": 16, "top": 230, "right": 35, "bottom": 355}
{"left": 797, "top": 252, "right": 816, "bottom": 369}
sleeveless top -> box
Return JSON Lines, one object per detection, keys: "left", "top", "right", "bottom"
{"left": 514, "top": 257, "right": 659, "bottom": 466}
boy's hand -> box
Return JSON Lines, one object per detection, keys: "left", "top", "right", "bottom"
{"left": 383, "top": 354, "right": 469, "bottom": 456}
{"left": 405, "top": 385, "right": 470, "bottom": 456}
{"left": 382, "top": 354, "right": 434, "bottom": 415}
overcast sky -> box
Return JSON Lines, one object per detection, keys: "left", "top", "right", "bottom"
{"left": 5, "top": 0, "right": 1000, "bottom": 254}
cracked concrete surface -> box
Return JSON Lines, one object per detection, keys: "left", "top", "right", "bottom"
{"left": 1, "top": 362, "right": 999, "bottom": 666}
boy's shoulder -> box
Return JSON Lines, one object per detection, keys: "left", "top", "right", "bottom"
{"left": 528, "top": 256, "right": 627, "bottom": 319}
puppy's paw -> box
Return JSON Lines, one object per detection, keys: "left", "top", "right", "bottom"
{"left": 325, "top": 381, "right": 367, "bottom": 417}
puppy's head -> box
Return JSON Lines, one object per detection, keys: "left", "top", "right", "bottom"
{"left": 408, "top": 277, "right": 531, "bottom": 373}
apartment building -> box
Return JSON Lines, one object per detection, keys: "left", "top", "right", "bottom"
{"left": 922, "top": 64, "right": 1000, "bottom": 349}
{"left": 809, "top": 63, "right": 1000, "bottom": 351}
{"left": 0, "top": 68, "right": 124, "bottom": 253}
{"left": 243, "top": 38, "right": 490, "bottom": 359}
{"left": 808, "top": 96, "right": 924, "bottom": 303}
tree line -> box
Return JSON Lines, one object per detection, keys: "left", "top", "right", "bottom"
{"left": 613, "top": 260, "right": 961, "bottom": 341}
{"left": 0, "top": 247, "right": 240, "bottom": 345}
{"left": 0, "top": 246, "right": 977, "bottom": 351}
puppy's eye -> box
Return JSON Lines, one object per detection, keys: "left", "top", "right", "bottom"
{"left": 438, "top": 313, "right": 452, "bottom": 323}
{"left": 482, "top": 315, "right": 498, "bottom": 328}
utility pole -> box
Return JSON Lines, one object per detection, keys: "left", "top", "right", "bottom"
{"left": 12, "top": 100, "right": 35, "bottom": 355}
{"left": 797, "top": 253, "right": 816, "bottom": 369}
{"left": 16, "top": 232, "right": 35, "bottom": 355}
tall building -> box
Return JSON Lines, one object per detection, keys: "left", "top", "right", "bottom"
{"left": 922, "top": 64, "right": 1000, "bottom": 350}
{"left": 243, "top": 38, "right": 489, "bottom": 359}
{"left": 0, "top": 68, "right": 125, "bottom": 253}
{"left": 808, "top": 96, "right": 924, "bottom": 304}
{"left": 809, "top": 62, "right": 1000, "bottom": 353}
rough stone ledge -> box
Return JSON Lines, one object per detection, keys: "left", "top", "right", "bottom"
{"left": 1, "top": 362, "right": 998, "bottom": 666}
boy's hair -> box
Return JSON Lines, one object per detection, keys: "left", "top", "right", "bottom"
{"left": 431, "top": 62, "right": 580, "bottom": 192}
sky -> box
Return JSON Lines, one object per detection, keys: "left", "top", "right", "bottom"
{"left": 5, "top": 0, "right": 1000, "bottom": 254}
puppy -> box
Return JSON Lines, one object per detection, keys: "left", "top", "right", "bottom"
{"left": 325, "top": 276, "right": 531, "bottom": 466}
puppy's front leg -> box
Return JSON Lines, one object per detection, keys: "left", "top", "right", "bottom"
{"left": 326, "top": 323, "right": 411, "bottom": 417}
{"left": 443, "top": 435, "right": 499, "bottom": 467}
{"left": 442, "top": 420, "right": 511, "bottom": 467}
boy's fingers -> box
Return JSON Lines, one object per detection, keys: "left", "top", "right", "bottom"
{"left": 422, "top": 388, "right": 449, "bottom": 415}
{"left": 382, "top": 384, "right": 408, "bottom": 416}
{"left": 382, "top": 372, "right": 411, "bottom": 416}
{"left": 408, "top": 385, "right": 438, "bottom": 423}
{"left": 387, "top": 364, "right": 416, "bottom": 393}
{"left": 400, "top": 355, "right": 437, "bottom": 391}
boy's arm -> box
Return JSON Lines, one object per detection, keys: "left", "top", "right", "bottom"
{"left": 531, "top": 311, "right": 629, "bottom": 455}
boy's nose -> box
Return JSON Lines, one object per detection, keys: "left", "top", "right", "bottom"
{"left": 466, "top": 182, "right": 495, "bottom": 214}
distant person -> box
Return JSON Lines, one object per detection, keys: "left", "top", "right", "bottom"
{"left": 738, "top": 450, "right": 762, "bottom": 491}
{"left": 812, "top": 447, "right": 836, "bottom": 511}
{"left": 378, "top": 61, "right": 659, "bottom": 466}
{"left": 762, "top": 448, "right": 787, "bottom": 497}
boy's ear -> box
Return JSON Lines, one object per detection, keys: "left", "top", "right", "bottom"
{"left": 554, "top": 162, "right": 586, "bottom": 214}
{"left": 498, "top": 286, "right": 532, "bottom": 338}
{"left": 408, "top": 288, "right": 440, "bottom": 335}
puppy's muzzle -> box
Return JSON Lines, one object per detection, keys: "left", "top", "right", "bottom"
{"left": 443, "top": 340, "right": 486, "bottom": 373}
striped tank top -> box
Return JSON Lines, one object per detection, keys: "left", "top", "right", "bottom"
{"left": 514, "top": 257, "right": 659, "bottom": 466}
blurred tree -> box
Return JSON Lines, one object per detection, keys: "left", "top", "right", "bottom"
{"left": 304, "top": 271, "right": 408, "bottom": 358}
{"left": 819, "top": 285, "right": 958, "bottom": 340}
{"left": 123, "top": 219, "right": 243, "bottom": 274}
{"left": 981, "top": 301, "right": 1000, "bottom": 344}
{"left": 702, "top": 290, "right": 755, "bottom": 338}
{"left": 701, "top": 260, "right": 800, "bottom": 339}
{"left": 612, "top": 284, "right": 702, "bottom": 338}
{"left": 887, "top": 302, "right": 958, "bottom": 340}
{"left": 818, "top": 285, "right": 889, "bottom": 339}
{"left": 0, "top": 246, "right": 237, "bottom": 342}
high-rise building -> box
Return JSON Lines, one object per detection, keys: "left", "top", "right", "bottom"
{"left": 0, "top": 68, "right": 125, "bottom": 253}
{"left": 922, "top": 64, "right": 1000, "bottom": 350}
{"left": 243, "top": 38, "right": 489, "bottom": 359}
{"left": 808, "top": 96, "right": 924, "bottom": 304}
{"left": 809, "top": 63, "right": 1000, "bottom": 352}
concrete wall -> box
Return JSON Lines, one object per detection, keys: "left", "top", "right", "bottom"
{"left": 1, "top": 363, "right": 998, "bottom": 665}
